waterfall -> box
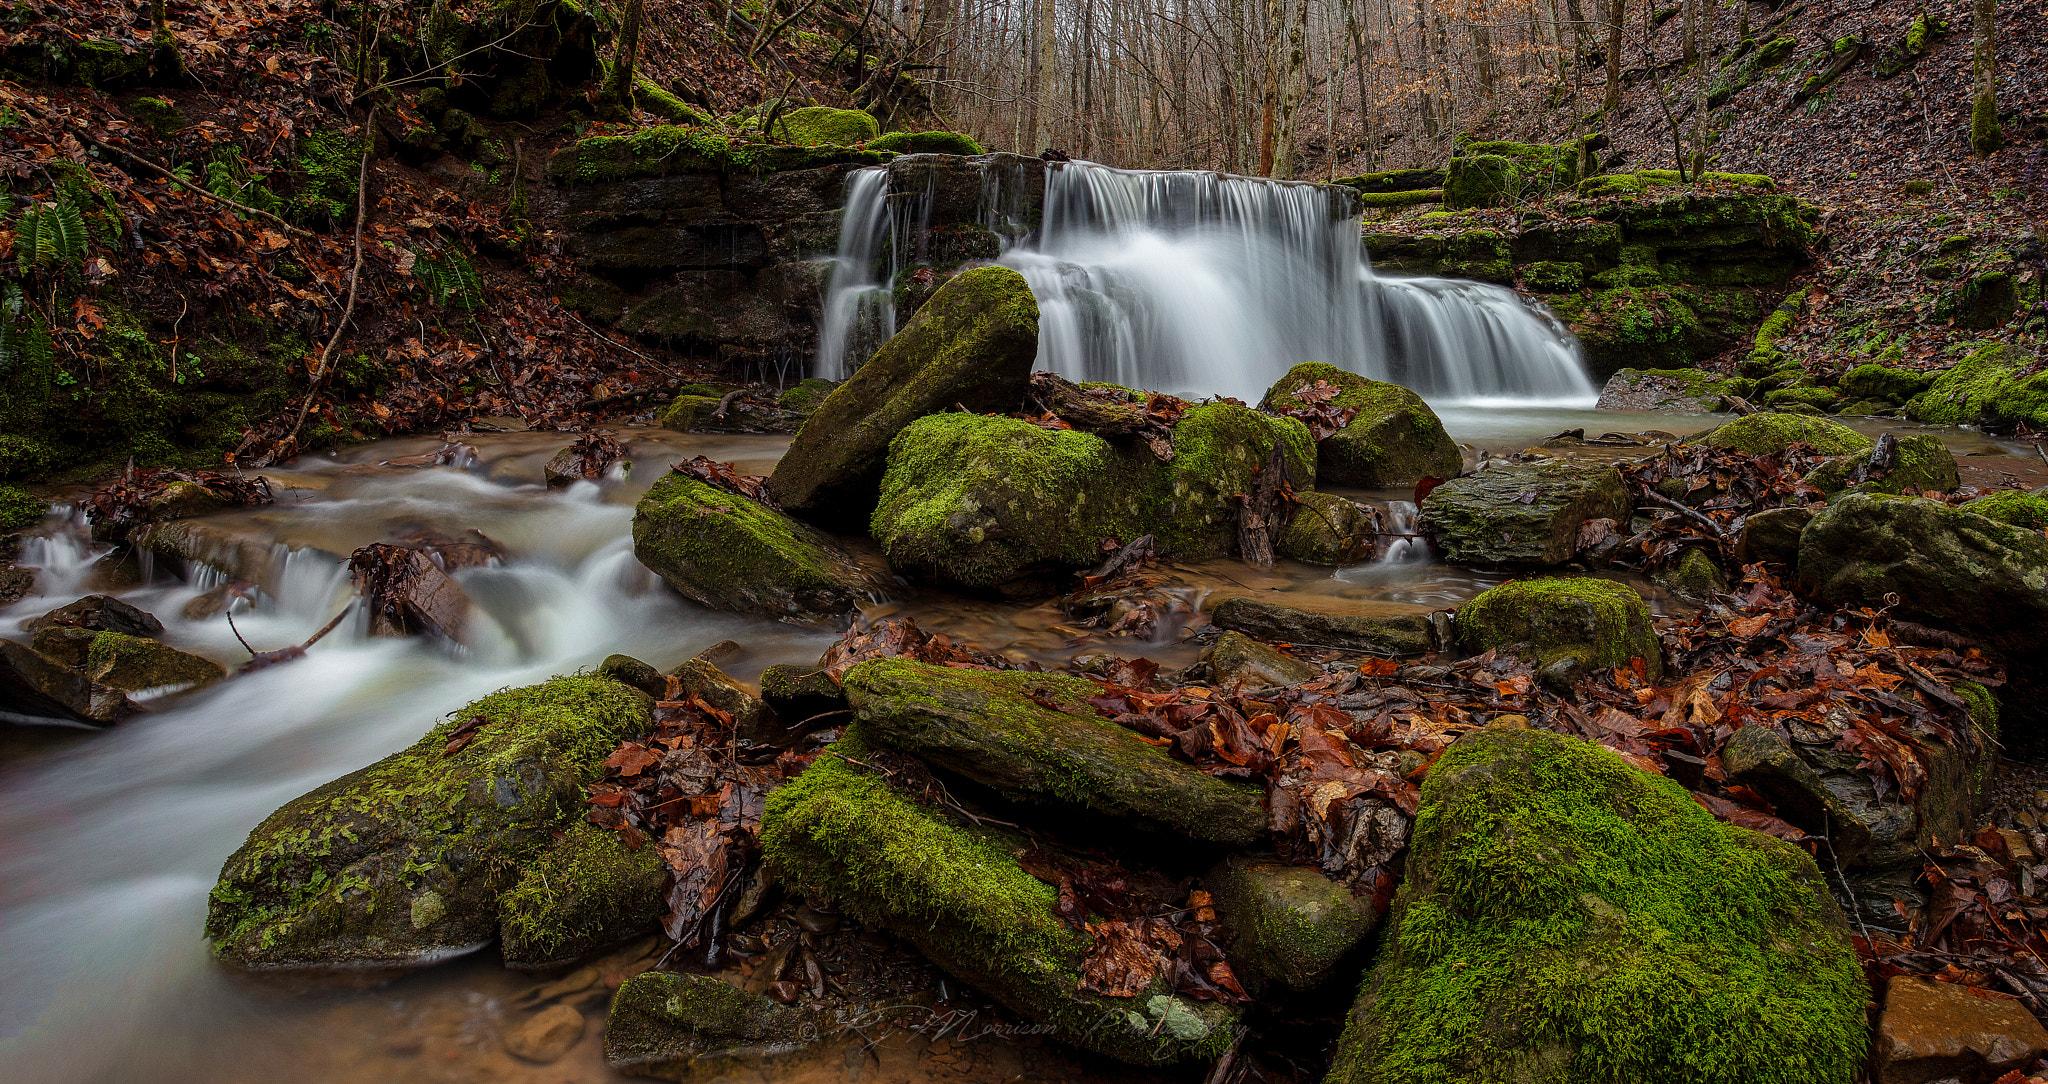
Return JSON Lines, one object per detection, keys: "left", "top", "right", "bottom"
{"left": 815, "top": 157, "right": 1596, "bottom": 405}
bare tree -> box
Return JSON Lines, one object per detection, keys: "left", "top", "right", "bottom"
{"left": 1970, "top": 0, "right": 2000, "bottom": 154}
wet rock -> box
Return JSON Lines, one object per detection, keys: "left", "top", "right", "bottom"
{"left": 1652, "top": 545, "right": 1727, "bottom": 600}
{"left": 1278, "top": 492, "right": 1379, "bottom": 565}
{"left": 1803, "top": 435, "right": 1960, "bottom": 496}
{"left": 1201, "top": 631, "right": 1319, "bottom": 690}
{"left": 504, "top": 1003, "right": 586, "bottom": 1063}
{"left": 0, "top": 640, "right": 143, "bottom": 725}
{"left": 1736, "top": 505, "right": 1816, "bottom": 568}
{"left": 673, "top": 656, "right": 777, "bottom": 740}
{"left": 660, "top": 394, "right": 807, "bottom": 434}
{"left": 1454, "top": 577, "right": 1661, "bottom": 677}
{"left": 1258, "top": 363, "right": 1462, "bottom": 487}
{"left": 632, "top": 472, "right": 886, "bottom": 623}
{"left": 870, "top": 405, "right": 1313, "bottom": 589}
{"left": 1329, "top": 728, "right": 1867, "bottom": 1084}
{"left": 774, "top": 378, "right": 837, "bottom": 415}
{"left": 1595, "top": 367, "right": 1737, "bottom": 413}
{"left": 1208, "top": 596, "right": 1435, "bottom": 656}
{"left": 350, "top": 543, "right": 471, "bottom": 642}
{"left": 761, "top": 727, "right": 1239, "bottom": 1065}
{"left": 843, "top": 658, "right": 1266, "bottom": 846}
{"left": 1701, "top": 411, "right": 1874, "bottom": 456}
{"left": 1418, "top": 461, "right": 1632, "bottom": 567}
{"left": 1206, "top": 856, "right": 1376, "bottom": 992}
{"left": 205, "top": 676, "right": 653, "bottom": 972}
{"left": 80, "top": 630, "right": 225, "bottom": 692}
{"left": 759, "top": 664, "right": 847, "bottom": 727}
{"left": 1872, "top": 974, "right": 2048, "bottom": 1084}
{"left": 598, "top": 653, "right": 668, "bottom": 699}
{"left": 181, "top": 580, "right": 257, "bottom": 621}
{"left": 24, "top": 594, "right": 165, "bottom": 639}
{"left": 499, "top": 820, "right": 667, "bottom": 970}
{"left": 1722, "top": 725, "right": 1874, "bottom": 860}
{"left": 604, "top": 970, "right": 821, "bottom": 1079}
{"left": 30, "top": 625, "right": 97, "bottom": 667}
{"left": 131, "top": 519, "right": 314, "bottom": 601}
{"left": 767, "top": 265, "right": 1041, "bottom": 527}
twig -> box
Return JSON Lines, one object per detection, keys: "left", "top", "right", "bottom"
{"left": 225, "top": 609, "right": 258, "bottom": 657}
{"left": 1636, "top": 485, "right": 1729, "bottom": 541}
{"left": 83, "top": 134, "right": 315, "bottom": 238}
{"left": 288, "top": 111, "right": 377, "bottom": 444}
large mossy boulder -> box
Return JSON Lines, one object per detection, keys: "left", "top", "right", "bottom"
{"left": 498, "top": 820, "right": 667, "bottom": 970}
{"left": 1802, "top": 434, "right": 1959, "bottom": 496}
{"left": 1965, "top": 489, "right": 2048, "bottom": 530}
{"left": 1701, "top": 412, "right": 1873, "bottom": 456}
{"left": 1207, "top": 856, "right": 1378, "bottom": 993}
{"left": 870, "top": 404, "right": 1313, "bottom": 589}
{"left": 770, "top": 106, "right": 880, "bottom": 147}
{"left": 1326, "top": 727, "right": 1867, "bottom": 1084}
{"left": 760, "top": 728, "right": 1238, "bottom": 1065}
{"left": 1418, "top": 462, "right": 1632, "bottom": 567}
{"left": 1905, "top": 343, "right": 2020, "bottom": 426}
{"left": 1455, "top": 577, "right": 1661, "bottom": 678}
{"left": 1839, "top": 364, "right": 1933, "bottom": 405}
{"left": 660, "top": 394, "right": 806, "bottom": 434}
{"left": 768, "top": 265, "right": 1040, "bottom": 527}
{"left": 1595, "top": 368, "right": 1739, "bottom": 413}
{"left": 869, "top": 130, "right": 986, "bottom": 155}
{"left": 1260, "top": 363, "right": 1461, "bottom": 487}
{"left": 1799, "top": 494, "right": 2048, "bottom": 668}
{"left": 843, "top": 658, "right": 1266, "bottom": 845}
{"left": 632, "top": 472, "right": 886, "bottom": 623}
{"left": 205, "top": 676, "right": 654, "bottom": 972}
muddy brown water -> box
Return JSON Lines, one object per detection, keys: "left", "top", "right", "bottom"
{"left": 0, "top": 408, "right": 2031, "bottom": 1083}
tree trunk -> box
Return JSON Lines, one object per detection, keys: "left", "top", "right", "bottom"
{"left": 605, "top": 0, "right": 646, "bottom": 107}
{"left": 1971, "top": 0, "right": 2001, "bottom": 154}
{"left": 1272, "top": 0, "right": 1311, "bottom": 177}
{"left": 1680, "top": 0, "right": 1697, "bottom": 65}
{"left": 150, "top": 0, "right": 185, "bottom": 81}
{"left": 1032, "top": 0, "right": 1058, "bottom": 151}
{"left": 1601, "top": 0, "right": 1623, "bottom": 112}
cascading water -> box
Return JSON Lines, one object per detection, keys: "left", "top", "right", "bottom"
{"left": 816, "top": 157, "right": 1596, "bottom": 405}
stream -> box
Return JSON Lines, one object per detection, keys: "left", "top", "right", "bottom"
{"left": 0, "top": 408, "right": 2026, "bottom": 1084}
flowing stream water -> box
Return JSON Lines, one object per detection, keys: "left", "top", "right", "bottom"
{"left": 817, "top": 158, "right": 1594, "bottom": 406}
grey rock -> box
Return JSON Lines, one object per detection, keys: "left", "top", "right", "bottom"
{"left": 1419, "top": 462, "right": 1632, "bottom": 567}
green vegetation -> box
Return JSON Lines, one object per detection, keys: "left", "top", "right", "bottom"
{"left": 0, "top": 484, "right": 43, "bottom": 530}
{"left": 770, "top": 106, "right": 880, "bottom": 146}
{"left": 1454, "top": 577, "right": 1661, "bottom": 676}
{"left": 1259, "top": 362, "right": 1461, "bottom": 486}
{"left": 1962, "top": 490, "right": 2048, "bottom": 531}
{"left": 631, "top": 472, "right": 879, "bottom": 621}
{"left": 869, "top": 130, "right": 986, "bottom": 155}
{"left": 547, "top": 124, "right": 886, "bottom": 183}
{"left": 1702, "top": 412, "right": 1872, "bottom": 456}
{"left": 497, "top": 819, "right": 665, "bottom": 967}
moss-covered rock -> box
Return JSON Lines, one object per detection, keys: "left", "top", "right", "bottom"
{"left": 1736, "top": 505, "right": 1817, "bottom": 569}
{"left": 1963, "top": 489, "right": 2048, "bottom": 531}
{"left": 1762, "top": 385, "right": 1840, "bottom": 411}
{"left": 1906, "top": 342, "right": 2020, "bottom": 426}
{"left": 775, "top": 378, "right": 838, "bottom": 414}
{"left": 1594, "top": 368, "right": 1738, "bottom": 413}
{"left": 1202, "top": 631, "right": 1320, "bottom": 691}
{"left": 759, "top": 664, "right": 848, "bottom": 724}
{"left": 632, "top": 472, "right": 885, "bottom": 623}
{"left": 1260, "top": 363, "right": 1461, "bottom": 487}
{"left": 1279, "top": 491, "right": 1378, "bottom": 565}
{"left": 82, "top": 630, "right": 225, "bottom": 692}
{"left": 70, "top": 38, "right": 149, "bottom": 90}
{"left": 499, "top": 820, "right": 666, "bottom": 970}
{"left": 771, "top": 107, "right": 880, "bottom": 147}
{"left": 760, "top": 727, "right": 1238, "bottom": 1065}
{"left": 659, "top": 394, "right": 806, "bottom": 434}
{"left": 1454, "top": 577, "right": 1661, "bottom": 678}
{"left": 868, "top": 130, "right": 986, "bottom": 155}
{"left": 1207, "top": 856, "right": 1378, "bottom": 992}
{"left": 769, "top": 265, "right": 1040, "bottom": 526}
{"left": 1442, "top": 155, "right": 1520, "bottom": 209}
{"left": 1838, "top": 364, "right": 1933, "bottom": 404}
{"left": 1948, "top": 271, "right": 2018, "bottom": 330}
{"left": 870, "top": 404, "right": 1313, "bottom": 588}
{"left": 205, "top": 676, "right": 654, "bottom": 972}
{"left": 1336, "top": 168, "right": 1448, "bottom": 194}
{"left": 1801, "top": 435, "right": 1959, "bottom": 496}
{"left": 604, "top": 970, "right": 822, "bottom": 1078}
{"left": 1987, "top": 370, "right": 2048, "bottom": 432}
{"left": 1701, "top": 412, "right": 1873, "bottom": 456}
{"left": 1652, "top": 546, "right": 1728, "bottom": 601}
{"left": 1326, "top": 727, "right": 1866, "bottom": 1084}
{"left": 1419, "top": 462, "right": 1633, "bottom": 568}
{"left": 843, "top": 658, "right": 1266, "bottom": 846}
{"left": 546, "top": 126, "right": 887, "bottom": 184}
{"left": 1209, "top": 596, "right": 1436, "bottom": 656}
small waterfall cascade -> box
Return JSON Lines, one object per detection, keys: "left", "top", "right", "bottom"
{"left": 1376, "top": 500, "right": 1427, "bottom": 564}
{"left": 814, "top": 157, "right": 1596, "bottom": 405}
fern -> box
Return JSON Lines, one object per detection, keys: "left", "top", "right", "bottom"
{"left": 414, "top": 244, "right": 484, "bottom": 309}
{"left": 0, "top": 281, "right": 52, "bottom": 377}
{"left": 14, "top": 198, "right": 87, "bottom": 274}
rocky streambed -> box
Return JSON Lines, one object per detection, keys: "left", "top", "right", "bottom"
{"left": 7, "top": 269, "right": 2048, "bottom": 1084}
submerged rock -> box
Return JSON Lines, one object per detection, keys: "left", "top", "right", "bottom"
{"left": 504, "top": 1003, "right": 586, "bottom": 1063}
{"left": 767, "top": 265, "right": 1040, "bottom": 527}
{"left": 843, "top": 659, "right": 1266, "bottom": 846}
{"left": 1418, "top": 462, "right": 1632, "bottom": 567}
{"left": 1454, "top": 577, "right": 1661, "bottom": 678}
{"left": 1209, "top": 596, "right": 1435, "bottom": 656}
{"left": 633, "top": 472, "right": 886, "bottom": 623}
{"left": 1259, "top": 363, "right": 1462, "bottom": 487}
{"left": 1206, "top": 856, "right": 1377, "bottom": 992}
{"left": 760, "top": 728, "right": 1238, "bottom": 1065}
{"left": 605, "top": 970, "right": 822, "bottom": 1079}
{"left": 205, "top": 676, "right": 653, "bottom": 972}
{"left": 498, "top": 820, "right": 667, "bottom": 971}
{"left": 1201, "top": 631, "right": 1320, "bottom": 691}
{"left": 1327, "top": 727, "right": 1867, "bottom": 1084}
{"left": 870, "top": 404, "right": 1313, "bottom": 589}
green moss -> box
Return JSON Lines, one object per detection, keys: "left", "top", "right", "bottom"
{"left": 130, "top": 96, "right": 184, "bottom": 136}
{"left": 1443, "top": 155, "right": 1520, "bottom": 209}
{"left": 776, "top": 377, "right": 837, "bottom": 413}
{"left": 1963, "top": 490, "right": 2048, "bottom": 531}
{"left": 498, "top": 819, "right": 665, "bottom": 967}
{"left": 1548, "top": 287, "right": 1706, "bottom": 374}
{"left": 547, "top": 125, "right": 887, "bottom": 183}
{"left": 1752, "top": 36, "right": 1799, "bottom": 69}
{"left": 1259, "top": 362, "right": 1460, "bottom": 486}
{"left": 0, "top": 484, "right": 44, "bottom": 531}
{"left": 1971, "top": 91, "right": 2003, "bottom": 155}
{"left": 1454, "top": 577, "right": 1661, "bottom": 677}
{"left": 1802, "top": 434, "right": 1959, "bottom": 496}
{"left": 69, "top": 38, "right": 148, "bottom": 90}
{"left": 631, "top": 472, "right": 878, "bottom": 620}
{"left": 1949, "top": 271, "right": 2017, "bottom": 329}
{"left": 1520, "top": 260, "right": 1585, "bottom": 292}
{"left": 1702, "top": 412, "right": 1872, "bottom": 456}
{"left": 1330, "top": 728, "right": 1867, "bottom": 1084}
{"left": 869, "top": 130, "right": 986, "bottom": 155}
{"left": 1336, "top": 168, "right": 1448, "bottom": 194}
{"left": 1761, "top": 385, "right": 1839, "bottom": 410}
{"left": 771, "top": 106, "right": 880, "bottom": 147}
{"left": 1356, "top": 189, "right": 1445, "bottom": 208}
{"left": 84, "top": 630, "right": 224, "bottom": 691}
{"left": 761, "top": 726, "right": 1235, "bottom": 1064}
{"left": 205, "top": 677, "right": 654, "bottom": 968}
{"left": 1838, "top": 364, "right": 1932, "bottom": 404}
{"left": 1906, "top": 342, "right": 2018, "bottom": 425}
{"left": 1280, "top": 491, "right": 1377, "bottom": 565}
{"left": 631, "top": 79, "right": 714, "bottom": 126}
{"left": 1577, "top": 173, "right": 1645, "bottom": 199}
